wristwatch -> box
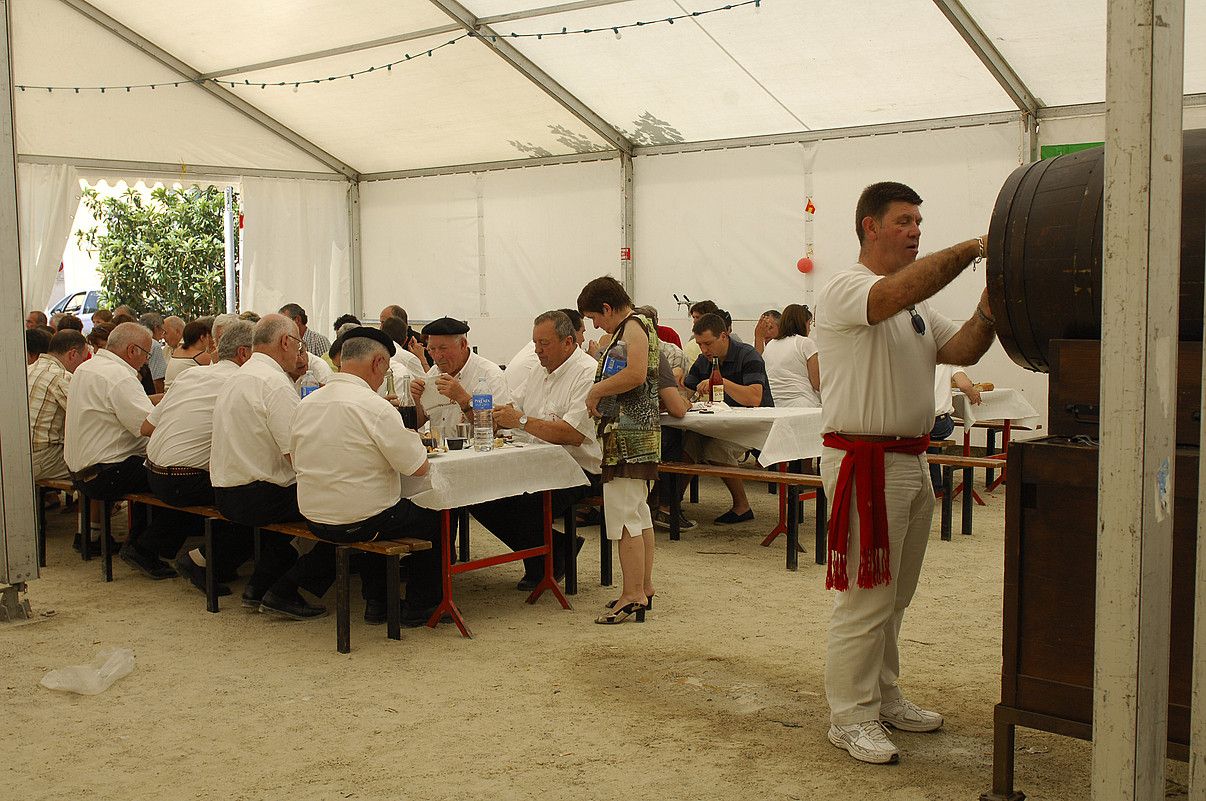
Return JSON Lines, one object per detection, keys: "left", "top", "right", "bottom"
{"left": 518, "top": 414, "right": 529, "bottom": 431}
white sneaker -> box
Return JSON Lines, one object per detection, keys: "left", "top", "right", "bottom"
{"left": 879, "top": 697, "right": 944, "bottom": 732}
{"left": 828, "top": 720, "right": 900, "bottom": 764}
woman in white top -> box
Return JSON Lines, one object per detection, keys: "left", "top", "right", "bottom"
{"left": 163, "top": 318, "right": 213, "bottom": 391}
{"left": 762, "top": 304, "right": 821, "bottom": 408}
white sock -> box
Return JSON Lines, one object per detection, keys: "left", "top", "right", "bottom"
{"left": 188, "top": 549, "right": 205, "bottom": 567}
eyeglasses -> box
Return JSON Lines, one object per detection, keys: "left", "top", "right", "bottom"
{"left": 906, "top": 306, "right": 926, "bottom": 336}
{"left": 286, "top": 334, "right": 306, "bottom": 352}
{"left": 131, "top": 343, "right": 152, "bottom": 358}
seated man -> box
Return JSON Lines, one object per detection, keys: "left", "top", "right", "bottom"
{"left": 63, "top": 322, "right": 177, "bottom": 575}
{"left": 381, "top": 304, "right": 430, "bottom": 371}
{"left": 140, "top": 321, "right": 255, "bottom": 597}
{"left": 162, "top": 315, "right": 185, "bottom": 357}
{"left": 472, "top": 311, "right": 598, "bottom": 589}
{"left": 210, "top": 314, "right": 327, "bottom": 618}
{"left": 682, "top": 312, "right": 774, "bottom": 524}
{"left": 28, "top": 330, "right": 88, "bottom": 481}
{"left": 379, "top": 310, "right": 427, "bottom": 379}
{"left": 279, "top": 302, "right": 330, "bottom": 358}
{"left": 26, "top": 310, "right": 48, "bottom": 330}
{"left": 504, "top": 308, "right": 585, "bottom": 393}
{"left": 409, "top": 317, "right": 511, "bottom": 434}
{"left": 25, "top": 327, "right": 50, "bottom": 366}
{"left": 290, "top": 327, "right": 443, "bottom": 626}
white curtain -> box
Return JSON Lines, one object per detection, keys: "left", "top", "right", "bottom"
{"left": 239, "top": 177, "right": 351, "bottom": 336}
{"left": 18, "top": 163, "right": 83, "bottom": 313}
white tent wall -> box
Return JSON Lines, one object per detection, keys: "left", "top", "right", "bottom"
{"left": 17, "top": 160, "right": 80, "bottom": 312}
{"left": 359, "top": 158, "right": 622, "bottom": 363}
{"left": 239, "top": 176, "right": 352, "bottom": 337}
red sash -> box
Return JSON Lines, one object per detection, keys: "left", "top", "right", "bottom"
{"left": 823, "top": 432, "right": 931, "bottom": 591}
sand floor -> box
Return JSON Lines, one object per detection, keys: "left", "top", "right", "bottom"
{"left": 1, "top": 478, "right": 1192, "bottom": 801}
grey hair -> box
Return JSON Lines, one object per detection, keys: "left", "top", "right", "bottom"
{"left": 341, "top": 336, "right": 388, "bottom": 363}
{"left": 217, "top": 320, "right": 254, "bottom": 361}
{"left": 633, "top": 305, "right": 659, "bottom": 326}
{"left": 211, "top": 312, "right": 239, "bottom": 342}
{"left": 164, "top": 315, "right": 185, "bottom": 331}
{"left": 107, "top": 321, "right": 151, "bottom": 353}
{"left": 139, "top": 312, "right": 165, "bottom": 330}
{"left": 253, "top": 315, "right": 295, "bottom": 347}
{"left": 534, "top": 310, "right": 575, "bottom": 341}
{"left": 336, "top": 322, "right": 358, "bottom": 338}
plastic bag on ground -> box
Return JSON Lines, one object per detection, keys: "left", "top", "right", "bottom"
{"left": 40, "top": 647, "right": 135, "bottom": 695}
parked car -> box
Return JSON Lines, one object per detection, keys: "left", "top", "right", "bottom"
{"left": 46, "top": 289, "right": 101, "bottom": 334}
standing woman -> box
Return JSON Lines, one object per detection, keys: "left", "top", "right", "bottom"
{"left": 762, "top": 304, "right": 821, "bottom": 408}
{"left": 578, "top": 276, "right": 659, "bottom": 624}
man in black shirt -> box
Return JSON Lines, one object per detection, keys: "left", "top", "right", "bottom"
{"left": 682, "top": 313, "right": 774, "bottom": 524}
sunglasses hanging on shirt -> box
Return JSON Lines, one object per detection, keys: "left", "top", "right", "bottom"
{"left": 906, "top": 306, "right": 926, "bottom": 335}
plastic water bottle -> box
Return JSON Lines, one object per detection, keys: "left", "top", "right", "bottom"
{"left": 472, "top": 375, "right": 494, "bottom": 452}
{"left": 596, "top": 338, "right": 627, "bottom": 420}
{"left": 299, "top": 372, "right": 320, "bottom": 399}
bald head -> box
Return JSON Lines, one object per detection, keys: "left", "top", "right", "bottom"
{"left": 253, "top": 313, "right": 301, "bottom": 373}
{"left": 253, "top": 314, "right": 297, "bottom": 348}
{"left": 107, "top": 322, "right": 152, "bottom": 370}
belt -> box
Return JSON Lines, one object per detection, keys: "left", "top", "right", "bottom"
{"left": 838, "top": 433, "right": 923, "bottom": 443}
{"left": 147, "top": 462, "right": 207, "bottom": 477}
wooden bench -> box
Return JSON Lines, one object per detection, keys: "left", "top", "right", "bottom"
{"left": 927, "top": 455, "right": 1006, "bottom": 539}
{"left": 115, "top": 492, "right": 430, "bottom": 654}
{"left": 656, "top": 462, "right": 827, "bottom": 571}
{"left": 34, "top": 478, "right": 77, "bottom": 568}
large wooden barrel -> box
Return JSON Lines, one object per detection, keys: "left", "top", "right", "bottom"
{"left": 988, "top": 129, "right": 1206, "bottom": 372}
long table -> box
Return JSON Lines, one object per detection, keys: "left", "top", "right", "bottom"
{"left": 399, "top": 442, "right": 589, "bottom": 638}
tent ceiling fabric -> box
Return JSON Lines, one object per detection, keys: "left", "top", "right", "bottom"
{"left": 12, "top": 0, "right": 1206, "bottom": 174}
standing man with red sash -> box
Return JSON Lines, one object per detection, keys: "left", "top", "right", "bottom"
{"left": 814, "top": 181, "right": 995, "bottom": 764}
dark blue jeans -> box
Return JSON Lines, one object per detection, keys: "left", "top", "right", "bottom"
{"left": 928, "top": 413, "right": 955, "bottom": 493}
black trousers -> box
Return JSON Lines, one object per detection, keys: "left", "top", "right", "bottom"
{"left": 469, "top": 476, "right": 594, "bottom": 578}
{"left": 657, "top": 427, "right": 686, "bottom": 506}
{"left": 213, "top": 482, "right": 301, "bottom": 592}
{"left": 302, "top": 498, "right": 443, "bottom": 606}
{"left": 928, "top": 413, "right": 956, "bottom": 493}
{"left": 146, "top": 468, "right": 249, "bottom": 580}
{"left": 72, "top": 455, "right": 156, "bottom": 548}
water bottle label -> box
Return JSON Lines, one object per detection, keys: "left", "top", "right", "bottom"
{"left": 601, "top": 354, "right": 626, "bottom": 378}
{"left": 471, "top": 393, "right": 492, "bottom": 410}
{"left": 300, "top": 384, "right": 319, "bottom": 398}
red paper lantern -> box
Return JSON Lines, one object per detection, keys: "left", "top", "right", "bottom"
{"left": 796, "top": 257, "right": 814, "bottom": 273}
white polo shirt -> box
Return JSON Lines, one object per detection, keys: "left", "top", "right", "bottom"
{"left": 763, "top": 335, "right": 821, "bottom": 408}
{"left": 512, "top": 347, "right": 601, "bottom": 474}
{"left": 815, "top": 263, "right": 959, "bottom": 437}
{"left": 146, "top": 360, "right": 240, "bottom": 470}
{"left": 420, "top": 351, "right": 511, "bottom": 433}
{"left": 504, "top": 341, "right": 539, "bottom": 393}
{"left": 64, "top": 347, "right": 153, "bottom": 472}
{"left": 392, "top": 347, "right": 426, "bottom": 379}
{"left": 291, "top": 373, "right": 428, "bottom": 525}
{"left": 210, "top": 352, "right": 300, "bottom": 488}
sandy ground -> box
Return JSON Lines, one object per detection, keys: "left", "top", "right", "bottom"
{"left": 1, "top": 478, "right": 1192, "bottom": 801}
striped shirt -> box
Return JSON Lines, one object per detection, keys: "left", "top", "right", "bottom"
{"left": 27, "top": 354, "right": 71, "bottom": 449}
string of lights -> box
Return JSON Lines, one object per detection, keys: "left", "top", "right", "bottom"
{"left": 16, "top": 0, "right": 763, "bottom": 94}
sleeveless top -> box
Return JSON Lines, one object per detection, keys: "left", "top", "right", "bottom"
{"left": 595, "top": 313, "right": 661, "bottom": 482}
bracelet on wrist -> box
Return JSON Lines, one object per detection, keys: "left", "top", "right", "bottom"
{"left": 975, "top": 304, "right": 995, "bottom": 326}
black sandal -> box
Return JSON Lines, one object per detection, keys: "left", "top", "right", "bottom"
{"left": 605, "top": 594, "right": 653, "bottom": 610}
{"left": 595, "top": 601, "right": 646, "bottom": 624}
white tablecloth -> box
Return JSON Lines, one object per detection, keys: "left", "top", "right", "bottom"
{"left": 399, "top": 442, "right": 589, "bottom": 510}
{"left": 953, "top": 388, "right": 1041, "bottom": 430}
{"left": 660, "top": 406, "right": 825, "bottom": 465}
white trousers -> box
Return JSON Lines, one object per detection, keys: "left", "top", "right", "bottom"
{"left": 821, "top": 447, "right": 934, "bottom": 725}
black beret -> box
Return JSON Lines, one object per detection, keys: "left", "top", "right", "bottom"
{"left": 340, "top": 326, "right": 396, "bottom": 357}
{"left": 422, "top": 317, "right": 470, "bottom": 336}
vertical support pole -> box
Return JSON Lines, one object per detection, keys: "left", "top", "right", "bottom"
{"left": 1194, "top": 251, "right": 1206, "bottom": 799}
{"left": 223, "top": 186, "right": 236, "bottom": 314}
{"left": 347, "top": 181, "right": 362, "bottom": 318}
{"left": 476, "top": 173, "right": 488, "bottom": 318}
{"left": 620, "top": 152, "right": 634, "bottom": 296}
{"left": 1023, "top": 111, "right": 1039, "bottom": 163}
{"left": 0, "top": 0, "right": 38, "bottom": 587}
{"left": 1095, "top": 2, "right": 1183, "bottom": 799}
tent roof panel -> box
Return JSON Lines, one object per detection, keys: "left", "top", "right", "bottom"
{"left": 227, "top": 34, "right": 612, "bottom": 172}
{"left": 14, "top": 0, "right": 335, "bottom": 173}
{"left": 83, "top": 0, "right": 455, "bottom": 75}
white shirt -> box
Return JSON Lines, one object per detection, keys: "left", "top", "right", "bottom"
{"left": 64, "top": 348, "right": 153, "bottom": 472}
{"left": 763, "top": 335, "right": 821, "bottom": 408}
{"left": 392, "top": 348, "right": 426, "bottom": 379}
{"left": 294, "top": 350, "right": 335, "bottom": 393}
{"left": 420, "top": 351, "right": 511, "bottom": 433}
{"left": 512, "top": 347, "right": 601, "bottom": 474}
{"left": 934, "top": 365, "right": 956, "bottom": 416}
{"left": 815, "top": 264, "right": 959, "bottom": 437}
{"left": 291, "top": 373, "right": 428, "bottom": 525}
{"left": 146, "top": 360, "right": 240, "bottom": 470}
{"left": 504, "top": 341, "right": 540, "bottom": 394}
{"left": 210, "top": 352, "right": 300, "bottom": 488}
{"left": 164, "top": 354, "right": 205, "bottom": 391}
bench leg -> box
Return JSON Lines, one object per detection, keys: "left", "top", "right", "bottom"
{"left": 814, "top": 485, "right": 827, "bottom": 566}
{"left": 786, "top": 485, "right": 799, "bottom": 572}
{"left": 386, "top": 554, "right": 401, "bottom": 641}
{"left": 204, "top": 519, "right": 219, "bottom": 613}
{"left": 336, "top": 546, "right": 351, "bottom": 654}
{"left": 457, "top": 508, "right": 470, "bottom": 562}
{"left": 669, "top": 474, "right": 682, "bottom": 542}
{"left": 599, "top": 512, "right": 612, "bottom": 587}
{"left": 689, "top": 474, "right": 699, "bottom": 504}
{"left": 36, "top": 487, "right": 48, "bottom": 568}
{"left": 962, "top": 466, "right": 974, "bottom": 536}
{"left": 253, "top": 526, "right": 261, "bottom": 566}
{"left": 101, "top": 500, "right": 113, "bottom": 582}
{"left": 80, "top": 496, "right": 91, "bottom": 563}
{"left": 563, "top": 505, "right": 578, "bottom": 596}
{"left": 980, "top": 709, "right": 1025, "bottom": 800}
{"left": 942, "top": 468, "right": 954, "bottom": 541}
{"left": 985, "top": 429, "right": 998, "bottom": 488}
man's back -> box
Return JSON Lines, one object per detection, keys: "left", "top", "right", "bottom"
{"left": 210, "top": 353, "right": 299, "bottom": 488}
{"left": 28, "top": 354, "right": 70, "bottom": 449}
{"left": 65, "top": 348, "right": 151, "bottom": 472}
{"left": 147, "top": 361, "right": 240, "bottom": 470}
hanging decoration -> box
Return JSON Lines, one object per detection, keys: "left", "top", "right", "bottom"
{"left": 796, "top": 257, "right": 814, "bottom": 274}
{"left": 16, "top": 0, "right": 765, "bottom": 95}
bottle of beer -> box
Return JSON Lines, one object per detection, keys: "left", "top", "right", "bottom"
{"left": 709, "top": 357, "right": 725, "bottom": 406}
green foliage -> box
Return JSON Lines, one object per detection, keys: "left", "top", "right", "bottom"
{"left": 75, "top": 185, "right": 239, "bottom": 319}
